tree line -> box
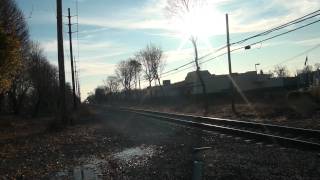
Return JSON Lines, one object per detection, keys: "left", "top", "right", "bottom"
{"left": 86, "top": 44, "right": 165, "bottom": 104}
{"left": 0, "top": 0, "right": 75, "bottom": 117}
{"left": 270, "top": 64, "right": 319, "bottom": 78}
{"left": 87, "top": 58, "right": 320, "bottom": 105}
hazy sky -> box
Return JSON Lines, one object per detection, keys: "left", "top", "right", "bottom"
{"left": 16, "top": 0, "right": 320, "bottom": 99}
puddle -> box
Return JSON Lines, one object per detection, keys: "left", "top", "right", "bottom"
{"left": 113, "top": 145, "right": 155, "bottom": 164}
{"left": 51, "top": 145, "right": 159, "bottom": 179}
{"left": 50, "top": 157, "right": 106, "bottom": 180}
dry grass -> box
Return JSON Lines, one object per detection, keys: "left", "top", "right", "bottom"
{"left": 0, "top": 104, "right": 98, "bottom": 140}
{"left": 0, "top": 116, "right": 51, "bottom": 141}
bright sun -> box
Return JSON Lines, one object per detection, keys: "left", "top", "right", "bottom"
{"left": 170, "top": 3, "right": 225, "bottom": 48}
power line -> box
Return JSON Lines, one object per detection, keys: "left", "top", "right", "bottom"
{"left": 159, "top": 17, "right": 320, "bottom": 80}
{"left": 160, "top": 52, "right": 228, "bottom": 79}
{"left": 198, "top": 45, "right": 227, "bottom": 62}
{"left": 230, "top": 18, "right": 320, "bottom": 53}
{"left": 199, "top": 52, "right": 227, "bottom": 65}
{"left": 160, "top": 45, "right": 227, "bottom": 76}
{"left": 231, "top": 9, "right": 320, "bottom": 45}
{"left": 161, "top": 64, "right": 195, "bottom": 79}
{"left": 158, "top": 10, "right": 320, "bottom": 79}
{"left": 263, "top": 43, "right": 320, "bottom": 69}
{"left": 111, "top": 10, "right": 320, "bottom": 87}
{"left": 160, "top": 61, "right": 194, "bottom": 75}
{"left": 200, "top": 18, "right": 320, "bottom": 65}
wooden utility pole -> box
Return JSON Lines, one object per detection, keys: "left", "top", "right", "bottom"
{"left": 74, "top": 56, "right": 78, "bottom": 96}
{"left": 67, "top": 8, "right": 77, "bottom": 109}
{"left": 77, "top": 76, "right": 81, "bottom": 102}
{"left": 226, "top": 14, "right": 236, "bottom": 114}
{"left": 74, "top": 56, "right": 81, "bottom": 103}
{"left": 139, "top": 76, "right": 141, "bottom": 89}
{"left": 56, "top": 0, "right": 66, "bottom": 122}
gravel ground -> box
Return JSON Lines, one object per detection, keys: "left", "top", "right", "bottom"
{"left": 1, "top": 106, "right": 320, "bottom": 179}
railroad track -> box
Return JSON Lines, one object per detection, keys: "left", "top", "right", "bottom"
{"left": 117, "top": 107, "right": 320, "bottom": 152}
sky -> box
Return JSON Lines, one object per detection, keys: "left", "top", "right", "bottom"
{"left": 16, "top": 0, "right": 320, "bottom": 100}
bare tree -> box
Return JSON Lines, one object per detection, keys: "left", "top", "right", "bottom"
{"left": 166, "top": 0, "right": 208, "bottom": 112}
{"left": 104, "top": 76, "right": 120, "bottom": 94}
{"left": 28, "top": 43, "right": 59, "bottom": 116}
{"left": 137, "top": 51, "right": 153, "bottom": 88}
{"left": 302, "top": 65, "right": 313, "bottom": 73}
{"left": 116, "top": 60, "right": 134, "bottom": 92}
{"left": 273, "top": 65, "right": 290, "bottom": 78}
{"left": 128, "top": 59, "right": 142, "bottom": 89}
{"left": 137, "top": 44, "right": 165, "bottom": 88}
{"left": 296, "top": 65, "right": 314, "bottom": 87}
{"left": 314, "top": 63, "right": 320, "bottom": 70}
{"left": 149, "top": 45, "right": 164, "bottom": 86}
{"left": 94, "top": 86, "right": 107, "bottom": 104}
{"left": 7, "top": 72, "right": 32, "bottom": 115}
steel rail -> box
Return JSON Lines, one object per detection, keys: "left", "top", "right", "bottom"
{"left": 124, "top": 108, "right": 320, "bottom": 140}
{"left": 118, "top": 107, "right": 320, "bottom": 152}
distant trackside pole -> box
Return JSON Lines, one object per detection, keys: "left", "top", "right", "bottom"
{"left": 226, "top": 14, "right": 236, "bottom": 114}
{"left": 56, "top": 0, "right": 67, "bottom": 122}
{"left": 68, "top": 8, "right": 77, "bottom": 110}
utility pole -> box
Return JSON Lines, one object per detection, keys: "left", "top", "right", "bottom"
{"left": 67, "top": 8, "right": 77, "bottom": 109}
{"left": 56, "top": 0, "right": 66, "bottom": 122}
{"left": 226, "top": 14, "right": 236, "bottom": 114}
{"left": 77, "top": 73, "right": 81, "bottom": 102}
{"left": 74, "top": 56, "right": 78, "bottom": 97}
{"left": 74, "top": 56, "right": 81, "bottom": 103}
{"left": 139, "top": 76, "right": 141, "bottom": 89}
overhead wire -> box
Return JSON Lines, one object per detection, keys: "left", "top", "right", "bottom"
{"left": 157, "top": 10, "right": 320, "bottom": 79}
{"left": 262, "top": 43, "right": 320, "bottom": 70}
{"left": 230, "top": 18, "right": 320, "bottom": 53}
{"left": 91, "top": 9, "right": 320, "bottom": 89}
{"left": 159, "top": 15, "right": 320, "bottom": 80}
{"left": 160, "top": 43, "right": 320, "bottom": 91}
{"left": 231, "top": 9, "right": 320, "bottom": 45}
{"left": 160, "top": 44, "right": 227, "bottom": 76}
{"left": 160, "top": 52, "right": 228, "bottom": 79}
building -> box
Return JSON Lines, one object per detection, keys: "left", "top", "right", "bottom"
{"left": 314, "top": 69, "right": 320, "bottom": 86}
{"left": 147, "top": 70, "right": 289, "bottom": 97}
{"left": 296, "top": 69, "right": 320, "bottom": 88}
{"left": 183, "top": 70, "right": 283, "bottom": 95}
{"left": 144, "top": 69, "right": 320, "bottom": 98}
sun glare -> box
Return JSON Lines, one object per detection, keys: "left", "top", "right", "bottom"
{"left": 169, "top": 3, "right": 225, "bottom": 50}
{"left": 171, "top": 4, "right": 225, "bottom": 43}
